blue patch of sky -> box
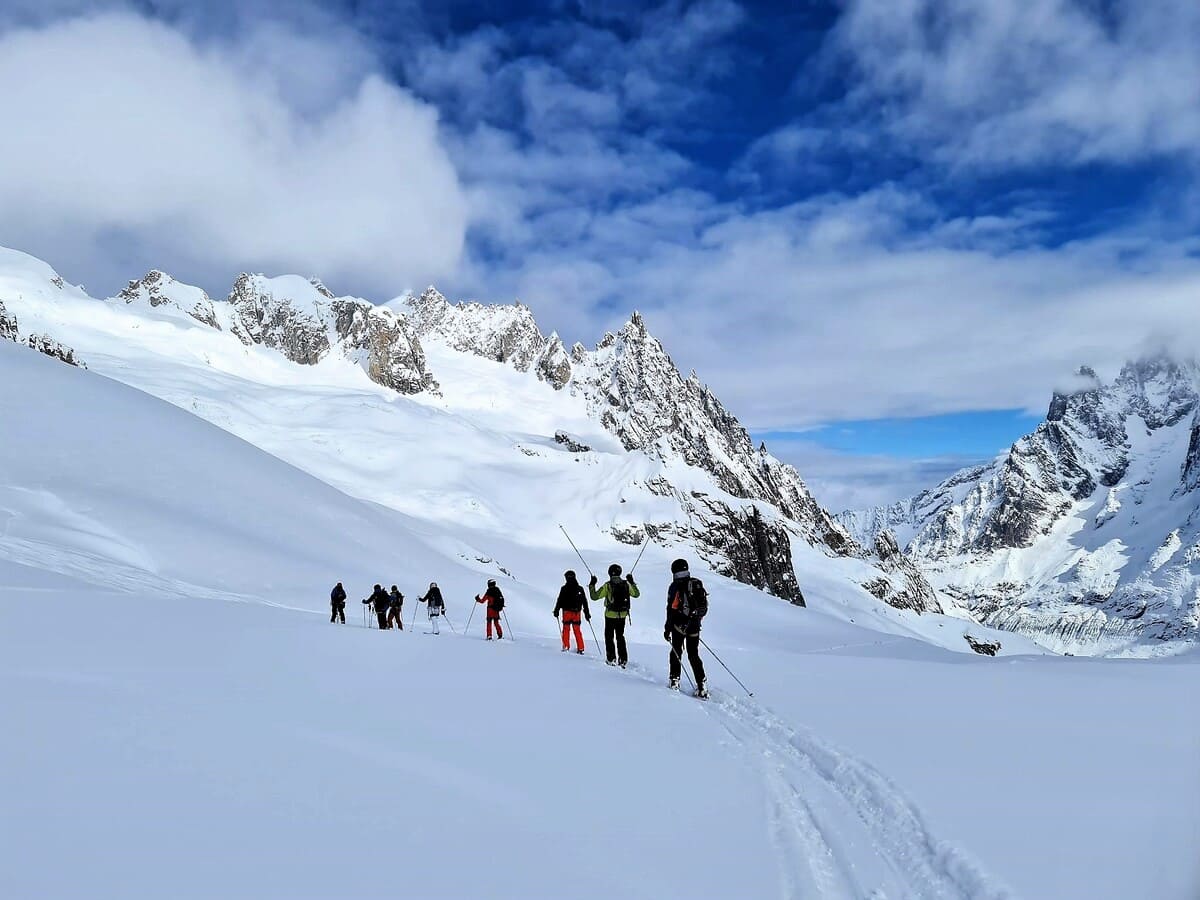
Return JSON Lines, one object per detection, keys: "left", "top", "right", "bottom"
{"left": 754, "top": 409, "right": 1043, "bottom": 460}
{"left": 336, "top": 0, "right": 1181, "bottom": 251}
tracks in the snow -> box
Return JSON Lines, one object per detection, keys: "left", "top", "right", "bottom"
{"left": 623, "top": 657, "right": 1013, "bottom": 900}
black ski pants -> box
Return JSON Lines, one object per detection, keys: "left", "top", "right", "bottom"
{"left": 331, "top": 603, "right": 345, "bottom": 623}
{"left": 604, "top": 616, "right": 628, "bottom": 665}
{"left": 669, "top": 631, "right": 705, "bottom": 685}
{"left": 377, "top": 611, "right": 389, "bottom": 630}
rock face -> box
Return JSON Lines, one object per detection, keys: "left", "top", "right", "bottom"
{"left": 404, "top": 288, "right": 572, "bottom": 389}
{"left": 842, "top": 357, "right": 1200, "bottom": 653}
{"left": 26, "top": 333, "right": 85, "bottom": 368}
{"left": 118, "top": 270, "right": 218, "bottom": 328}
{"left": 0, "top": 299, "right": 16, "bottom": 342}
{"left": 226, "top": 275, "right": 436, "bottom": 395}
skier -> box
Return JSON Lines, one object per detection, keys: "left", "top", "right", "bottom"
{"left": 553, "top": 570, "right": 591, "bottom": 653}
{"left": 589, "top": 563, "right": 639, "bottom": 667}
{"left": 475, "top": 579, "right": 505, "bottom": 640}
{"left": 664, "top": 558, "right": 708, "bottom": 698}
{"left": 386, "top": 585, "right": 405, "bottom": 630}
{"left": 418, "top": 582, "right": 446, "bottom": 634}
{"left": 364, "top": 583, "right": 390, "bottom": 630}
{"left": 330, "top": 581, "right": 347, "bottom": 624}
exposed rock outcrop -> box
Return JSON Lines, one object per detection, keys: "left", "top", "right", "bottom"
{"left": 118, "top": 270, "right": 218, "bottom": 328}
{"left": 0, "top": 299, "right": 17, "bottom": 342}
{"left": 226, "top": 275, "right": 437, "bottom": 395}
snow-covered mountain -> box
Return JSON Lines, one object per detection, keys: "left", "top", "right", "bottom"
{"left": 4, "top": 248, "right": 1198, "bottom": 900}
{"left": 0, "top": 246, "right": 937, "bottom": 620}
{"left": 841, "top": 358, "right": 1200, "bottom": 655}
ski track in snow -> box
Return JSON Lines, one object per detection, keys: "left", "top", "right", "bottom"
{"left": 621, "top": 661, "right": 1013, "bottom": 900}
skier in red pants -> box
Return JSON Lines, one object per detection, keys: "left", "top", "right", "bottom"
{"left": 475, "top": 579, "right": 506, "bottom": 639}
{"left": 553, "top": 570, "right": 590, "bottom": 653}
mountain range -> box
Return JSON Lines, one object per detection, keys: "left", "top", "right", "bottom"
{"left": 3, "top": 244, "right": 1197, "bottom": 656}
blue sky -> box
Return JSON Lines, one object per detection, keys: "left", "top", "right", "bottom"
{"left": 1, "top": 0, "right": 1198, "bottom": 509}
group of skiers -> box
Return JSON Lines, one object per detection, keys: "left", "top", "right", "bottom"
{"left": 329, "top": 581, "right": 446, "bottom": 631}
{"left": 328, "top": 557, "right": 709, "bottom": 696}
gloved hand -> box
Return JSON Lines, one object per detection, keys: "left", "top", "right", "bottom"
{"left": 589, "top": 574, "right": 598, "bottom": 586}
{"left": 553, "top": 610, "right": 559, "bottom": 618}
{"left": 585, "top": 613, "right": 592, "bottom": 622}
{"left": 663, "top": 627, "right": 672, "bottom": 642}
{"left": 626, "top": 574, "right": 636, "bottom": 584}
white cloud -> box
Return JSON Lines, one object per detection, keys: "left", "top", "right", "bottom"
{"left": 464, "top": 184, "right": 1200, "bottom": 429}
{"left": 832, "top": 0, "right": 1200, "bottom": 168}
{"left": 0, "top": 11, "right": 467, "bottom": 296}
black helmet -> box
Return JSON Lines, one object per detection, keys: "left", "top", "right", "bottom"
{"left": 488, "top": 579, "right": 497, "bottom": 586}
{"left": 430, "top": 582, "right": 437, "bottom": 588}
{"left": 374, "top": 583, "right": 382, "bottom": 590}
{"left": 670, "top": 559, "right": 688, "bottom": 575}
{"left": 608, "top": 563, "right": 622, "bottom": 577}
{"left": 391, "top": 585, "right": 398, "bottom": 591}
{"left": 565, "top": 570, "right": 577, "bottom": 581}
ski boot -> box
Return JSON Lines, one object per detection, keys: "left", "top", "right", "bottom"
{"left": 606, "top": 659, "right": 617, "bottom": 666}
{"left": 619, "top": 661, "right": 627, "bottom": 669}
{"left": 668, "top": 677, "right": 680, "bottom": 690}
{"left": 695, "top": 681, "right": 709, "bottom": 700}
{"left": 575, "top": 649, "right": 585, "bottom": 655}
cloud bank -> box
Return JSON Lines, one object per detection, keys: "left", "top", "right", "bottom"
{"left": 0, "top": 10, "right": 466, "bottom": 295}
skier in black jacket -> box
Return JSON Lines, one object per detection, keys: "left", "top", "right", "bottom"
{"left": 475, "top": 580, "right": 505, "bottom": 639}
{"left": 553, "top": 570, "right": 590, "bottom": 653}
{"left": 386, "top": 585, "right": 405, "bottom": 630}
{"left": 364, "top": 584, "right": 390, "bottom": 629}
{"left": 418, "top": 583, "right": 445, "bottom": 634}
{"left": 664, "top": 558, "right": 708, "bottom": 697}
{"left": 330, "top": 582, "right": 347, "bottom": 624}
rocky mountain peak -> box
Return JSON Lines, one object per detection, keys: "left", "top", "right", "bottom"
{"left": 118, "top": 269, "right": 219, "bottom": 329}
{"left": 224, "top": 274, "right": 436, "bottom": 394}
{"left": 402, "top": 289, "right": 569, "bottom": 389}
{"left": 1112, "top": 355, "right": 1198, "bottom": 429}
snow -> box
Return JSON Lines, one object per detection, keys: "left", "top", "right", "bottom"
{"left": 2, "top": 252, "right": 1198, "bottom": 899}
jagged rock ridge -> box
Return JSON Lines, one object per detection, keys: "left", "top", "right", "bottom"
{"left": 405, "top": 290, "right": 937, "bottom": 611}
{"left": 841, "top": 357, "right": 1200, "bottom": 654}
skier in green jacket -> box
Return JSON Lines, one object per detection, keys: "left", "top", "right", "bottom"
{"left": 589, "top": 563, "right": 640, "bottom": 667}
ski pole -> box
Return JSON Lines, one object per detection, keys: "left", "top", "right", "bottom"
{"left": 667, "top": 637, "right": 696, "bottom": 692}
{"left": 502, "top": 610, "right": 515, "bottom": 641}
{"left": 629, "top": 535, "right": 650, "bottom": 577}
{"left": 443, "top": 610, "right": 457, "bottom": 634}
{"left": 465, "top": 597, "right": 477, "bottom": 634}
{"left": 698, "top": 636, "right": 754, "bottom": 697}
{"left": 558, "top": 524, "right": 595, "bottom": 579}
{"left": 586, "top": 616, "right": 604, "bottom": 660}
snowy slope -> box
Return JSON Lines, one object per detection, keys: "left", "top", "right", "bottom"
{"left": 3, "top": 340, "right": 1198, "bottom": 900}
{"left": 0, "top": 336, "right": 1001, "bottom": 899}
{"left": 842, "top": 359, "right": 1200, "bottom": 656}
{"left": 0, "top": 245, "right": 946, "bottom": 636}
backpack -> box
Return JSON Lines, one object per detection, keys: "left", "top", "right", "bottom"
{"left": 608, "top": 579, "right": 631, "bottom": 614}
{"left": 679, "top": 578, "right": 708, "bottom": 619}
{"left": 489, "top": 589, "right": 505, "bottom": 612}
